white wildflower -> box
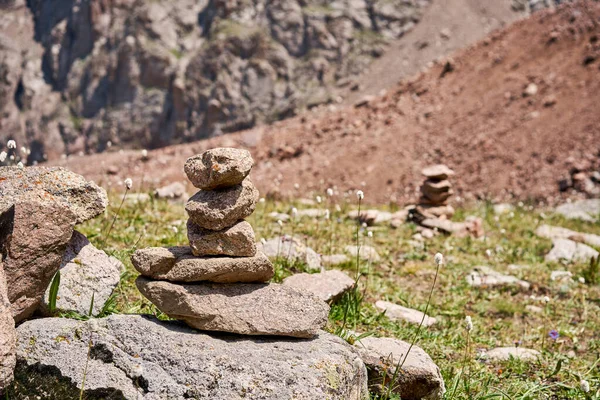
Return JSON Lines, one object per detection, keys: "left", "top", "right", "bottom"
{"left": 124, "top": 178, "right": 133, "bottom": 190}
{"left": 6, "top": 140, "right": 16, "bottom": 149}
{"left": 0, "top": 151, "right": 6, "bottom": 162}
{"left": 291, "top": 207, "right": 298, "bottom": 218}
{"left": 316, "top": 196, "right": 322, "bottom": 204}
{"left": 361, "top": 222, "right": 367, "bottom": 228}
{"left": 485, "top": 249, "right": 492, "bottom": 257}
{"left": 20, "top": 146, "right": 27, "bottom": 155}
{"left": 465, "top": 315, "right": 473, "bottom": 332}
{"left": 17, "top": 161, "right": 24, "bottom": 169}
{"left": 260, "top": 238, "right": 266, "bottom": 245}
{"left": 324, "top": 209, "right": 330, "bottom": 220}
{"left": 294, "top": 183, "right": 300, "bottom": 190}
{"left": 132, "top": 364, "right": 144, "bottom": 377}
{"left": 172, "top": 226, "right": 178, "bottom": 234}
{"left": 543, "top": 296, "right": 550, "bottom": 304}
{"left": 327, "top": 188, "right": 334, "bottom": 197}
{"left": 106, "top": 140, "right": 112, "bottom": 148}
{"left": 367, "top": 231, "right": 373, "bottom": 238}
{"left": 335, "top": 204, "right": 342, "bottom": 212}
{"left": 581, "top": 379, "right": 590, "bottom": 393}
{"left": 141, "top": 149, "right": 148, "bottom": 158}
{"left": 259, "top": 197, "right": 265, "bottom": 204}
{"left": 434, "top": 252, "right": 444, "bottom": 266}
{"left": 356, "top": 190, "right": 364, "bottom": 200}
{"left": 277, "top": 219, "right": 283, "bottom": 227}
{"left": 579, "top": 276, "right": 585, "bottom": 284}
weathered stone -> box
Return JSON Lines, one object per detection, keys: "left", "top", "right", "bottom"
{"left": 0, "top": 166, "right": 108, "bottom": 224}
{"left": 545, "top": 239, "right": 599, "bottom": 263}
{"left": 0, "top": 262, "right": 15, "bottom": 391}
{"left": 132, "top": 247, "right": 273, "bottom": 283}
{"left": 536, "top": 224, "right": 600, "bottom": 248}
{"left": 296, "top": 208, "right": 328, "bottom": 219}
{"left": 482, "top": 347, "right": 540, "bottom": 362}
{"left": 493, "top": 203, "right": 514, "bottom": 215}
{"left": 375, "top": 300, "right": 437, "bottom": 326}
{"left": 322, "top": 254, "right": 351, "bottom": 265}
{"left": 348, "top": 209, "right": 393, "bottom": 226}
{"left": 550, "top": 270, "right": 573, "bottom": 282}
{"left": 416, "top": 204, "right": 455, "bottom": 219}
{"left": 187, "top": 220, "right": 256, "bottom": 257}
{"left": 154, "top": 181, "right": 187, "bottom": 201}
{"left": 186, "top": 178, "right": 259, "bottom": 231}
{"left": 268, "top": 211, "right": 290, "bottom": 222}
{"left": 555, "top": 199, "right": 600, "bottom": 222}
{"left": 356, "top": 336, "right": 445, "bottom": 400}
{"left": 13, "top": 315, "right": 369, "bottom": 399}
{"left": 283, "top": 270, "right": 355, "bottom": 302}
{"left": 345, "top": 245, "right": 381, "bottom": 262}
{"left": 136, "top": 278, "right": 329, "bottom": 338}
{"left": 421, "top": 164, "right": 455, "bottom": 180}
{"left": 1, "top": 201, "right": 77, "bottom": 322}
{"left": 260, "top": 235, "right": 322, "bottom": 271}
{"left": 184, "top": 148, "right": 254, "bottom": 190}
{"left": 466, "top": 266, "right": 530, "bottom": 289}
{"left": 41, "top": 231, "right": 122, "bottom": 316}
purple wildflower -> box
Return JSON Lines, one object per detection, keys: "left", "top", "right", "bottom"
{"left": 549, "top": 330, "right": 559, "bottom": 340}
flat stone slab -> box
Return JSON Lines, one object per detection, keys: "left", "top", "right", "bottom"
{"left": 545, "top": 239, "right": 599, "bottom": 263}
{"left": 356, "top": 336, "right": 445, "bottom": 400}
{"left": 345, "top": 245, "right": 381, "bottom": 262}
{"left": 260, "top": 235, "right": 322, "bottom": 271}
{"left": 555, "top": 199, "right": 600, "bottom": 222}
{"left": 322, "top": 254, "right": 351, "bottom": 265}
{"left": 185, "top": 178, "right": 259, "bottom": 231}
{"left": 283, "top": 270, "right": 355, "bottom": 302}
{"left": 466, "top": 266, "right": 530, "bottom": 289}
{"left": 187, "top": 220, "right": 256, "bottom": 257}
{"left": 136, "top": 278, "right": 329, "bottom": 338}
{"left": 131, "top": 247, "right": 273, "bottom": 283}
{"left": 375, "top": 300, "right": 437, "bottom": 326}
{"left": 13, "top": 315, "right": 368, "bottom": 399}
{"left": 41, "top": 231, "right": 122, "bottom": 316}
{"left": 184, "top": 148, "right": 254, "bottom": 190}
{"left": 421, "top": 164, "right": 454, "bottom": 180}
{"left": 536, "top": 224, "right": 600, "bottom": 248}
{"left": 348, "top": 209, "right": 393, "bottom": 226}
{"left": 482, "top": 347, "right": 540, "bottom": 362}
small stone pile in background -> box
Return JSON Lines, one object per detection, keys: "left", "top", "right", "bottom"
{"left": 415, "top": 164, "right": 455, "bottom": 220}
{"left": 133, "top": 148, "right": 329, "bottom": 338}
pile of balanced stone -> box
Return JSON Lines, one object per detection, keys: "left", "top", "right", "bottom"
{"left": 132, "top": 148, "right": 329, "bottom": 338}
{"left": 410, "top": 164, "right": 456, "bottom": 222}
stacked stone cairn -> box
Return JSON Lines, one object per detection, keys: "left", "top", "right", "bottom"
{"left": 132, "top": 148, "right": 329, "bottom": 338}
{"left": 411, "top": 164, "right": 456, "bottom": 222}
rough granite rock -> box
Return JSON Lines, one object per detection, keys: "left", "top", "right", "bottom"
{"left": 545, "top": 239, "right": 599, "bottom": 263}
{"left": 259, "top": 235, "right": 322, "bottom": 271}
{"left": 136, "top": 278, "right": 329, "bottom": 338}
{"left": 283, "top": 270, "right": 355, "bottom": 302}
{"left": 1, "top": 201, "right": 77, "bottom": 322}
{"left": 132, "top": 247, "right": 273, "bottom": 283}
{"left": 375, "top": 300, "right": 437, "bottom": 327}
{"left": 13, "top": 315, "right": 369, "bottom": 399}
{"left": 536, "top": 224, "right": 600, "bottom": 248}
{"left": 187, "top": 220, "right": 256, "bottom": 257}
{"left": 185, "top": 178, "right": 259, "bottom": 231}
{"left": 466, "top": 266, "right": 530, "bottom": 289}
{"left": 0, "top": 262, "right": 16, "bottom": 391}
{"left": 184, "top": 148, "right": 254, "bottom": 190}
{"left": 356, "top": 336, "right": 445, "bottom": 400}
{"left": 345, "top": 245, "right": 381, "bottom": 262}
{"left": 41, "top": 231, "right": 123, "bottom": 316}
{"left": 554, "top": 199, "right": 600, "bottom": 222}
{"left": 421, "top": 164, "right": 455, "bottom": 180}
{"left": 482, "top": 347, "right": 540, "bottom": 362}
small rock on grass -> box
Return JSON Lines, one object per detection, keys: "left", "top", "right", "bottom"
{"left": 345, "top": 245, "right": 380, "bottom": 262}
{"left": 259, "top": 235, "right": 322, "bottom": 271}
{"left": 554, "top": 199, "right": 600, "bottom": 222}
{"left": 545, "top": 239, "right": 599, "bottom": 263}
{"left": 184, "top": 148, "right": 253, "bottom": 190}
{"left": 283, "top": 270, "right": 355, "bottom": 302}
{"left": 466, "top": 266, "right": 530, "bottom": 289}
{"left": 355, "top": 336, "right": 445, "bottom": 400}
{"left": 536, "top": 224, "right": 600, "bottom": 248}
{"left": 136, "top": 278, "right": 329, "bottom": 338}
{"left": 154, "top": 181, "right": 188, "bottom": 201}
{"left": 187, "top": 220, "right": 256, "bottom": 257}
{"left": 482, "top": 347, "right": 540, "bottom": 362}
{"left": 375, "top": 300, "right": 437, "bottom": 326}
{"left": 131, "top": 247, "right": 273, "bottom": 283}
{"left": 322, "top": 254, "right": 350, "bottom": 265}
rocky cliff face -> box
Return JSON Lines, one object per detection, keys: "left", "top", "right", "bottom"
{"left": 0, "top": 0, "right": 429, "bottom": 161}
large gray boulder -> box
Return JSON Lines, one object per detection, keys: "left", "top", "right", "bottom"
{"left": 136, "top": 278, "right": 329, "bottom": 338}
{"left": 132, "top": 247, "right": 273, "bottom": 283}
{"left": 355, "top": 336, "right": 445, "bottom": 400}
{"left": 184, "top": 148, "right": 254, "bottom": 190}
{"left": 13, "top": 315, "right": 369, "bottom": 399}
{"left": 185, "top": 178, "right": 259, "bottom": 231}
{"left": 41, "top": 231, "right": 123, "bottom": 316}
{"left": 0, "top": 263, "right": 15, "bottom": 391}
{"left": 0, "top": 166, "right": 108, "bottom": 322}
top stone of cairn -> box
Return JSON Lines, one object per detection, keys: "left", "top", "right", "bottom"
{"left": 185, "top": 148, "right": 254, "bottom": 190}
{"left": 421, "top": 164, "right": 455, "bottom": 180}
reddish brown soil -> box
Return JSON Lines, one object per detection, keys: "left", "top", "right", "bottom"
{"left": 51, "top": 3, "right": 600, "bottom": 205}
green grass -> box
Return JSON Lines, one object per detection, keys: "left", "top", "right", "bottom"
{"left": 74, "top": 191, "right": 600, "bottom": 399}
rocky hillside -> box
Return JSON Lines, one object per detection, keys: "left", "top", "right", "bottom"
{"left": 0, "top": 0, "right": 434, "bottom": 162}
